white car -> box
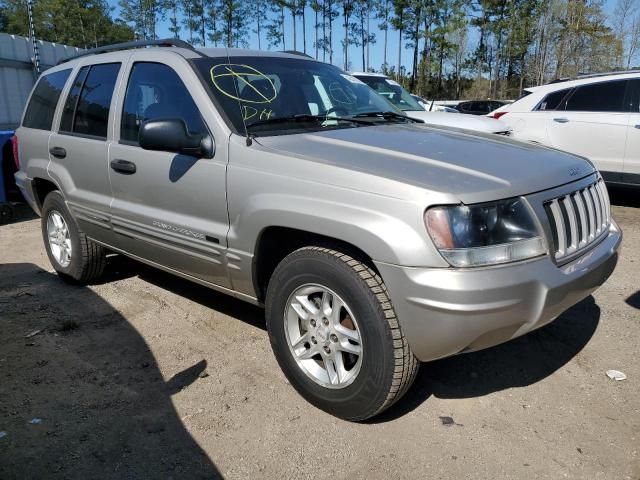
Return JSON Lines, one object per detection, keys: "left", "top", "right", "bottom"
{"left": 489, "top": 71, "right": 640, "bottom": 186}
{"left": 351, "top": 72, "right": 512, "bottom": 135}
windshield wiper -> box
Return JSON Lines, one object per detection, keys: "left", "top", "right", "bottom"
{"left": 246, "top": 114, "right": 372, "bottom": 130}
{"left": 354, "top": 111, "right": 424, "bottom": 123}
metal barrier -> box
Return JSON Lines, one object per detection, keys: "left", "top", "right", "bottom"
{"left": 0, "top": 33, "right": 82, "bottom": 130}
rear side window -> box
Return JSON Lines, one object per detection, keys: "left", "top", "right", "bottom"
{"left": 22, "top": 69, "right": 71, "bottom": 130}
{"left": 60, "top": 63, "right": 121, "bottom": 138}
{"left": 565, "top": 80, "right": 628, "bottom": 112}
{"left": 537, "top": 89, "right": 571, "bottom": 111}
{"left": 120, "top": 62, "right": 206, "bottom": 143}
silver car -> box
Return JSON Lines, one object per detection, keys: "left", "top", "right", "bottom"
{"left": 14, "top": 40, "right": 621, "bottom": 421}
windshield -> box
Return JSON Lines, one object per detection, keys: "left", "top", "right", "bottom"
{"left": 193, "top": 57, "right": 401, "bottom": 135}
{"left": 353, "top": 76, "right": 424, "bottom": 112}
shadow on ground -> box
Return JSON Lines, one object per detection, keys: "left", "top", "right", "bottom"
{"left": 372, "top": 296, "right": 600, "bottom": 423}
{"left": 0, "top": 262, "right": 223, "bottom": 479}
{"left": 96, "top": 254, "right": 600, "bottom": 425}
{"left": 1, "top": 203, "right": 37, "bottom": 226}
{"left": 626, "top": 291, "right": 640, "bottom": 310}
{"left": 99, "top": 254, "right": 266, "bottom": 331}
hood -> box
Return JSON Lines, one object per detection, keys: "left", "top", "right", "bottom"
{"left": 255, "top": 124, "right": 596, "bottom": 204}
{"left": 404, "top": 110, "right": 511, "bottom": 134}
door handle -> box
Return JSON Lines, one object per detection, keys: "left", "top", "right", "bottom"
{"left": 635, "top": 124, "right": 640, "bottom": 129}
{"left": 110, "top": 159, "right": 137, "bottom": 175}
{"left": 553, "top": 117, "right": 569, "bottom": 123}
{"left": 49, "top": 146, "right": 66, "bottom": 158}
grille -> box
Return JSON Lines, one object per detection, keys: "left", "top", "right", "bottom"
{"left": 545, "top": 179, "right": 611, "bottom": 262}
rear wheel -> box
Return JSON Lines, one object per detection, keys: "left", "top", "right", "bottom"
{"left": 266, "top": 246, "right": 418, "bottom": 421}
{"left": 41, "top": 191, "right": 106, "bottom": 283}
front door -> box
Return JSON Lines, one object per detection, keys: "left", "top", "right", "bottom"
{"left": 108, "top": 56, "right": 231, "bottom": 288}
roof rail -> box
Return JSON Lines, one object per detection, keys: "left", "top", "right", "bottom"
{"left": 548, "top": 69, "right": 640, "bottom": 84}
{"left": 56, "top": 38, "right": 202, "bottom": 65}
{"left": 281, "top": 50, "right": 314, "bottom": 59}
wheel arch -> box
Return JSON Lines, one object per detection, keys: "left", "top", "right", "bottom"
{"left": 252, "top": 226, "right": 382, "bottom": 304}
{"left": 31, "top": 177, "right": 61, "bottom": 214}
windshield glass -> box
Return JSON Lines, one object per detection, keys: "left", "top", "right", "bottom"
{"left": 193, "top": 56, "right": 400, "bottom": 135}
{"left": 353, "top": 75, "right": 424, "bottom": 112}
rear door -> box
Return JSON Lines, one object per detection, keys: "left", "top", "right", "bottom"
{"left": 47, "top": 60, "right": 123, "bottom": 242}
{"left": 108, "top": 52, "right": 231, "bottom": 288}
{"left": 623, "top": 78, "right": 640, "bottom": 184}
{"left": 546, "top": 79, "right": 629, "bottom": 180}
{"left": 17, "top": 68, "right": 73, "bottom": 193}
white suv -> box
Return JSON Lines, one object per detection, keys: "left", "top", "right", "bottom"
{"left": 491, "top": 72, "right": 640, "bottom": 186}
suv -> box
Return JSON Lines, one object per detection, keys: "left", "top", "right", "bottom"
{"left": 490, "top": 72, "right": 640, "bottom": 186}
{"left": 350, "top": 72, "right": 513, "bottom": 135}
{"left": 14, "top": 40, "right": 621, "bottom": 421}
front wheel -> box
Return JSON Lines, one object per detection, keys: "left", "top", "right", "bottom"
{"left": 266, "top": 247, "right": 418, "bottom": 421}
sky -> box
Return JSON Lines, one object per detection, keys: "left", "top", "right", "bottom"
{"left": 108, "top": 0, "right": 617, "bottom": 74}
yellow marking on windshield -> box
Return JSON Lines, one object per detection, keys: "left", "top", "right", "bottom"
{"left": 210, "top": 64, "right": 277, "bottom": 104}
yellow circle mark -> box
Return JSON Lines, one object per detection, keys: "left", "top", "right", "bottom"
{"left": 210, "top": 63, "right": 277, "bottom": 104}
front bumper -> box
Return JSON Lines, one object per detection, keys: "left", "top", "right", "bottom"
{"left": 375, "top": 221, "right": 621, "bottom": 362}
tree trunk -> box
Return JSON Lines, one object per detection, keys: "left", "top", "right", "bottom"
{"left": 361, "top": 12, "right": 365, "bottom": 71}
{"left": 292, "top": 8, "right": 297, "bottom": 51}
{"left": 329, "top": 0, "right": 333, "bottom": 64}
{"left": 302, "top": 5, "right": 307, "bottom": 54}
{"left": 397, "top": 18, "right": 402, "bottom": 82}
{"left": 366, "top": 7, "right": 370, "bottom": 70}
{"left": 410, "top": 6, "right": 420, "bottom": 91}
{"left": 383, "top": 0, "right": 389, "bottom": 68}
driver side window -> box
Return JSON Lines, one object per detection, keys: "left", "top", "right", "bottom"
{"left": 120, "top": 62, "right": 206, "bottom": 143}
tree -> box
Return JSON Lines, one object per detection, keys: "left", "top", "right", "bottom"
{"left": 165, "top": 0, "right": 181, "bottom": 38}
{"left": 355, "top": 0, "right": 376, "bottom": 71}
{"left": 217, "top": 0, "right": 249, "bottom": 47}
{"left": 118, "top": 0, "right": 165, "bottom": 40}
{"left": 613, "top": 0, "right": 640, "bottom": 68}
{"left": 341, "top": 0, "right": 356, "bottom": 69}
{"left": 376, "top": 0, "right": 391, "bottom": 70}
{"left": 252, "top": 0, "right": 271, "bottom": 49}
{"left": 267, "top": 2, "right": 286, "bottom": 49}
{"left": 1, "top": 0, "right": 134, "bottom": 48}
{"left": 390, "top": 0, "right": 410, "bottom": 81}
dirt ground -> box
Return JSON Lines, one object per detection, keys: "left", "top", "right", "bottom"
{"left": 1, "top": 187, "right": 638, "bottom": 480}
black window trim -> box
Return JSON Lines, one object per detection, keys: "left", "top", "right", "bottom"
{"left": 543, "top": 78, "right": 632, "bottom": 113}
{"left": 534, "top": 88, "right": 574, "bottom": 112}
{"left": 58, "top": 61, "right": 122, "bottom": 141}
{"left": 118, "top": 60, "right": 212, "bottom": 146}
{"left": 21, "top": 68, "right": 73, "bottom": 131}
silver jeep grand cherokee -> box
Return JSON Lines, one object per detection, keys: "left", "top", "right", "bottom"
{"left": 14, "top": 40, "right": 621, "bottom": 421}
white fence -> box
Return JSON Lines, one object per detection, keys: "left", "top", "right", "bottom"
{"left": 0, "top": 33, "right": 82, "bottom": 130}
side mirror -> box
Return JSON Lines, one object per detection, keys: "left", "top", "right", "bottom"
{"left": 139, "top": 118, "right": 214, "bottom": 158}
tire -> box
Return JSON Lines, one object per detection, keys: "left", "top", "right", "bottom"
{"left": 265, "top": 246, "right": 418, "bottom": 421}
{"left": 41, "top": 190, "right": 106, "bottom": 283}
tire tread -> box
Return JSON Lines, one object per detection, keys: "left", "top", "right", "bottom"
{"left": 291, "top": 246, "right": 418, "bottom": 420}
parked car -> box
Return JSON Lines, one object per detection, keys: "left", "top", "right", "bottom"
{"left": 410, "top": 94, "right": 459, "bottom": 113}
{"left": 15, "top": 40, "right": 621, "bottom": 421}
{"left": 488, "top": 72, "right": 640, "bottom": 186}
{"left": 351, "top": 72, "right": 512, "bottom": 135}
{"left": 456, "top": 100, "right": 509, "bottom": 115}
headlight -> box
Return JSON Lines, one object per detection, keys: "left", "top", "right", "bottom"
{"left": 425, "top": 198, "right": 546, "bottom": 267}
